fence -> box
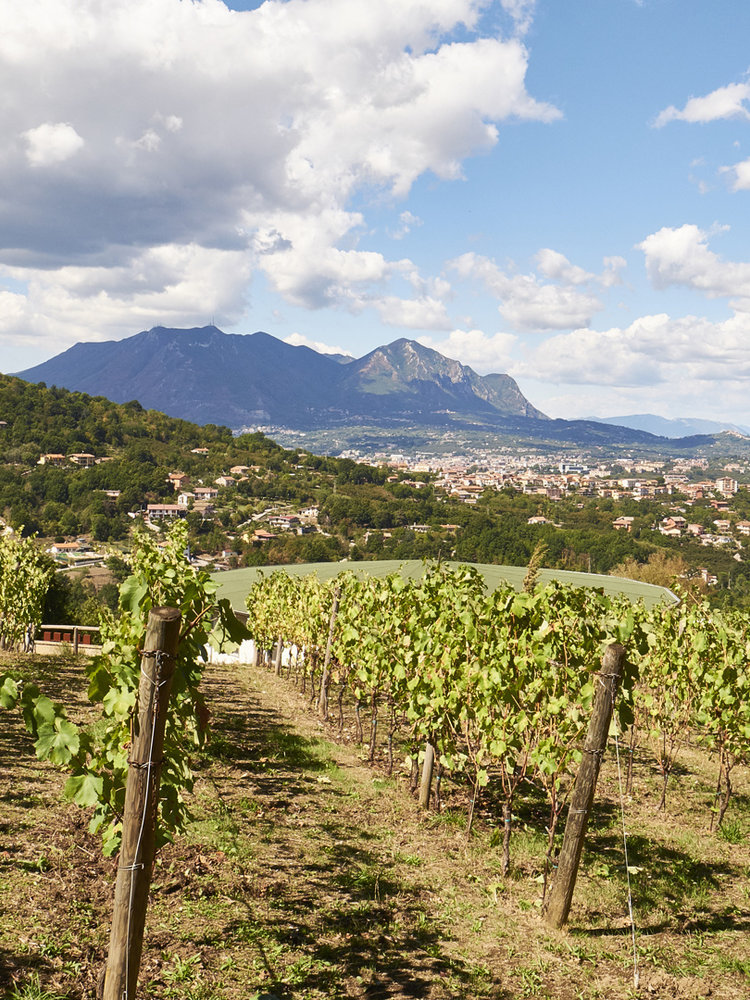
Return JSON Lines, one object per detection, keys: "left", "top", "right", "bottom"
{"left": 34, "top": 624, "right": 102, "bottom": 656}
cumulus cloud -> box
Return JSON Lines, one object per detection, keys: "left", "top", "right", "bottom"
{"left": 0, "top": 0, "right": 557, "bottom": 352}
{"left": 22, "top": 122, "right": 84, "bottom": 166}
{"left": 419, "top": 328, "right": 517, "bottom": 372}
{"left": 450, "top": 250, "right": 616, "bottom": 331}
{"left": 374, "top": 295, "right": 453, "bottom": 330}
{"left": 284, "top": 332, "right": 353, "bottom": 357}
{"left": 638, "top": 224, "right": 750, "bottom": 308}
{"left": 517, "top": 312, "right": 750, "bottom": 389}
{"left": 653, "top": 81, "right": 750, "bottom": 127}
{"left": 2, "top": 243, "right": 253, "bottom": 361}
{"left": 721, "top": 155, "right": 750, "bottom": 192}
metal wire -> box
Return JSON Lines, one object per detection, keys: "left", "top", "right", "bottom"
{"left": 613, "top": 727, "right": 640, "bottom": 991}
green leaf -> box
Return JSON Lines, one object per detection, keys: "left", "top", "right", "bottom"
{"left": 217, "top": 598, "right": 251, "bottom": 643}
{"left": 31, "top": 695, "right": 58, "bottom": 727}
{"left": 34, "top": 718, "right": 80, "bottom": 765}
{"left": 119, "top": 574, "right": 149, "bottom": 614}
{"left": 0, "top": 675, "right": 19, "bottom": 709}
{"left": 102, "top": 685, "right": 136, "bottom": 719}
{"left": 87, "top": 665, "right": 114, "bottom": 703}
{"left": 65, "top": 772, "right": 104, "bottom": 808}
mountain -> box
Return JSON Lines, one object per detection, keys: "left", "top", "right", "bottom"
{"left": 16, "top": 325, "right": 745, "bottom": 453}
{"left": 336, "top": 339, "right": 546, "bottom": 421}
{"left": 15, "top": 325, "right": 546, "bottom": 428}
{"left": 589, "top": 413, "right": 750, "bottom": 439}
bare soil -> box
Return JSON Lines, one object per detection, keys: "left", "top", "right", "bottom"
{"left": 1, "top": 652, "right": 749, "bottom": 999}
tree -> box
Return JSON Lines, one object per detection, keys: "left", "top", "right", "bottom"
{"left": 0, "top": 534, "right": 54, "bottom": 648}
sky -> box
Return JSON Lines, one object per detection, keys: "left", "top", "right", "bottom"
{"left": 4, "top": 0, "right": 750, "bottom": 423}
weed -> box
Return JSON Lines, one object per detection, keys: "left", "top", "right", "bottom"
{"left": 394, "top": 851, "right": 422, "bottom": 866}
{"left": 514, "top": 965, "right": 544, "bottom": 998}
{"left": 162, "top": 952, "right": 202, "bottom": 983}
{"left": 35, "top": 931, "right": 71, "bottom": 959}
{"left": 18, "top": 856, "right": 51, "bottom": 873}
{"left": 718, "top": 817, "right": 744, "bottom": 844}
{"left": 7, "top": 974, "right": 66, "bottom": 1000}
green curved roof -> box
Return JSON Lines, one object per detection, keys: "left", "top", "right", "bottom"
{"left": 212, "top": 560, "right": 677, "bottom": 611}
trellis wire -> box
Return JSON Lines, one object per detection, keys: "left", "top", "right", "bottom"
{"left": 613, "top": 728, "right": 639, "bottom": 991}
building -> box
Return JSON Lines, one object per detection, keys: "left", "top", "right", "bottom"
{"left": 167, "top": 471, "right": 190, "bottom": 490}
{"left": 146, "top": 504, "right": 185, "bottom": 519}
{"left": 612, "top": 516, "right": 635, "bottom": 531}
{"left": 715, "top": 477, "right": 739, "bottom": 496}
{"left": 268, "top": 514, "right": 300, "bottom": 530}
{"left": 194, "top": 486, "right": 219, "bottom": 501}
{"left": 69, "top": 453, "right": 96, "bottom": 467}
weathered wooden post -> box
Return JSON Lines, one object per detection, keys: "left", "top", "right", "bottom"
{"left": 273, "top": 634, "right": 283, "bottom": 676}
{"left": 544, "top": 643, "right": 627, "bottom": 929}
{"left": 419, "top": 741, "right": 435, "bottom": 810}
{"left": 102, "top": 607, "right": 181, "bottom": 1000}
{"left": 317, "top": 586, "right": 340, "bottom": 720}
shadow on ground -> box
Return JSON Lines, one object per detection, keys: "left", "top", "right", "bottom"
{"left": 195, "top": 666, "right": 513, "bottom": 999}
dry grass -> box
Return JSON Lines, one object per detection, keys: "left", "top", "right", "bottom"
{"left": 1, "top": 651, "right": 748, "bottom": 999}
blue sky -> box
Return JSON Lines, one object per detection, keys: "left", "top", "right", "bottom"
{"left": 4, "top": 0, "right": 750, "bottom": 422}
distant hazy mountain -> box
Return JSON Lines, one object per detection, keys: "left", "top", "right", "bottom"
{"left": 590, "top": 413, "right": 750, "bottom": 439}
{"left": 15, "top": 325, "right": 546, "bottom": 429}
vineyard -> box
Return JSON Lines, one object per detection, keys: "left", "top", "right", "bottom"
{"left": 1, "top": 522, "right": 749, "bottom": 998}
{"left": 244, "top": 564, "right": 749, "bottom": 841}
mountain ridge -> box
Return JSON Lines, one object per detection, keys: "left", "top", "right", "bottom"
{"left": 588, "top": 413, "right": 750, "bottom": 439}
{"left": 13, "top": 325, "right": 736, "bottom": 452}
{"left": 15, "top": 325, "right": 547, "bottom": 429}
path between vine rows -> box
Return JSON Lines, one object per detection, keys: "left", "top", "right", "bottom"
{"left": 1, "top": 653, "right": 749, "bottom": 1000}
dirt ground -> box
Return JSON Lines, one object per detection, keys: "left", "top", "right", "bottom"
{"left": 1, "top": 653, "right": 749, "bottom": 999}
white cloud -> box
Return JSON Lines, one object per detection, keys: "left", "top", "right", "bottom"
{"left": 653, "top": 82, "right": 750, "bottom": 127}
{"left": 0, "top": 0, "right": 556, "bottom": 351}
{"left": 499, "top": 0, "right": 536, "bottom": 35}
{"left": 534, "top": 248, "right": 593, "bottom": 285}
{"left": 284, "top": 332, "right": 353, "bottom": 357}
{"left": 638, "top": 224, "right": 750, "bottom": 309}
{"left": 388, "top": 210, "right": 423, "bottom": 240}
{"left": 721, "top": 155, "right": 750, "bottom": 192}
{"left": 450, "top": 250, "right": 609, "bottom": 331}
{"left": 375, "top": 295, "right": 453, "bottom": 330}
{"left": 419, "top": 328, "right": 517, "bottom": 372}
{"left": 2, "top": 244, "right": 253, "bottom": 364}
{"left": 517, "top": 312, "right": 750, "bottom": 391}
{"left": 22, "top": 122, "right": 84, "bottom": 166}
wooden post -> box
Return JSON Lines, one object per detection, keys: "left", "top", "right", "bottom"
{"left": 273, "top": 635, "right": 283, "bottom": 676}
{"left": 419, "top": 741, "right": 435, "bottom": 810}
{"left": 544, "top": 643, "right": 627, "bottom": 930}
{"left": 102, "top": 607, "right": 181, "bottom": 1000}
{"left": 73, "top": 627, "right": 79, "bottom": 655}
{"left": 317, "top": 587, "right": 340, "bottom": 720}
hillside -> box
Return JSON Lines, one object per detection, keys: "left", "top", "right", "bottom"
{"left": 4, "top": 374, "right": 750, "bottom": 616}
